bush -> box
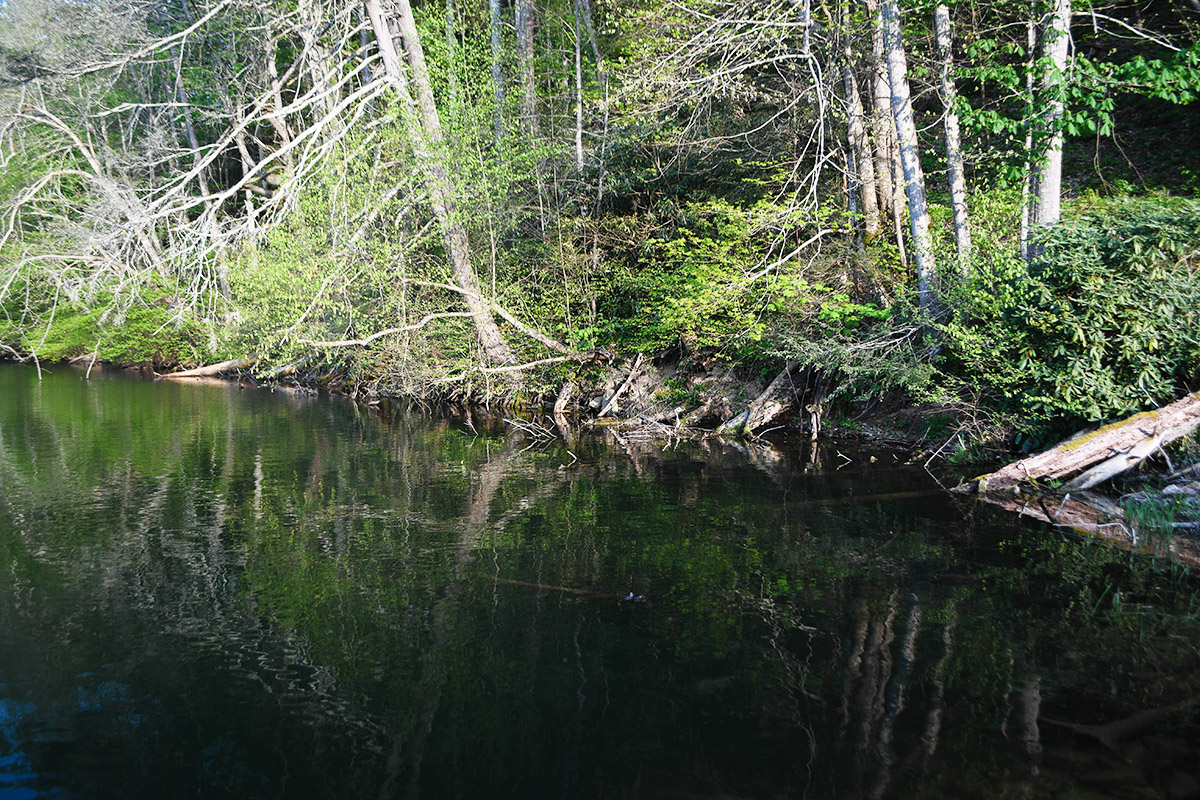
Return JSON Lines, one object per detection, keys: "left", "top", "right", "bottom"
{"left": 943, "top": 195, "right": 1200, "bottom": 441}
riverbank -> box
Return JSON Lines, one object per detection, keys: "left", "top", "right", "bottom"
{"left": 1, "top": 343, "right": 990, "bottom": 457}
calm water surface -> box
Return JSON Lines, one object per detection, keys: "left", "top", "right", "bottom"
{"left": 2, "top": 363, "right": 1199, "bottom": 799}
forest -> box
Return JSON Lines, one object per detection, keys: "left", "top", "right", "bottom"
{"left": 0, "top": 0, "right": 1198, "bottom": 447}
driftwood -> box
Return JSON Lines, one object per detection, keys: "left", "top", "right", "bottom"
{"left": 958, "top": 391, "right": 1200, "bottom": 494}
{"left": 159, "top": 358, "right": 256, "bottom": 379}
{"left": 717, "top": 360, "right": 799, "bottom": 436}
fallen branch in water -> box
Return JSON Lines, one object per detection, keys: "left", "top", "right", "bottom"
{"left": 474, "top": 572, "right": 645, "bottom": 602}
{"left": 957, "top": 391, "right": 1200, "bottom": 494}
{"left": 159, "top": 358, "right": 256, "bottom": 379}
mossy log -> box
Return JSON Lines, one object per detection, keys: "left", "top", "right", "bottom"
{"left": 957, "top": 390, "right": 1200, "bottom": 494}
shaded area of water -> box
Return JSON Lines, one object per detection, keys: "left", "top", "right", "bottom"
{"left": 2, "top": 363, "right": 1200, "bottom": 799}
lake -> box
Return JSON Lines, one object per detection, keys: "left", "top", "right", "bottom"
{"left": 2, "top": 363, "right": 1198, "bottom": 799}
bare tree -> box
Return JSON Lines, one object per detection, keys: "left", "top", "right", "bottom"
{"left": 364, "top": 0, "right": 516, "bottom": 365}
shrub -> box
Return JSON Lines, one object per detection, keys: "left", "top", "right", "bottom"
{"left": 943, "top": 195, "right": 1200, "bottom": 441}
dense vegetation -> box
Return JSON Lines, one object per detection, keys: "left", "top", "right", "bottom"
{"left": 1, "top": 0, "right": 1198, "bottom": 442}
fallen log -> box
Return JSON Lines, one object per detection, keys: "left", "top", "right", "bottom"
{"left": 597, "top": 353, "right": 644, "bottom": 418}
{"left": 717, "top": 360, "right": 799, "bottom": 436}
{"left": 957, "top": 391, "right": 1200, "bottom": 494}
{"left": 159, "top": 358, "right": 256, "bottom": 379}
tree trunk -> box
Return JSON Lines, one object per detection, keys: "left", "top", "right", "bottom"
{"left": 935, "top": 4, "right": 971, "bottom": 273}
{"left": 161, "top": 358, "right": 256, "bottom": 378}
{"left": 171, "top": 46, "right": 210, "bottom": 198}
{"left": 573, "top": 0, "right": 585, "bottom": 170}
{"left": 1028, "top": 0, "right": 1071, "bottom": 236}
{"left": 515, "top": 0, "right": 540, "bottom": 138}
{"left": 490, "top": 0, "right": 505, "bottom": 144}
{"left": 265, "top": 36, "right": 294, "bottom": 160}
{"left": 445, "top": 0, "right": 459, "bottom": 107}
{"left": 842, "top": 23, "right": 880, "bottom": 238}
{"left": 974, "top": 489, "right": 1200, "bottom": 567}
{"left": 1020, "top": 16, "right": 1036, "bottom": 261}
{"left": 717, "top": 361, "right": 799, "bottom": 436}
{"left": 957, "top": 391, "right": 1200, "bottom": 494}
{"left": 366, "top": 0, "right": 516, "bottom": 364}
{"left": 869, "top": 8, "right": 895, "bottom": 222}
{"left": 881, "top": 0, "right": 936, "bottom": 315}
{"left": 356, "top": 8, "right": 377, "bottom": 117}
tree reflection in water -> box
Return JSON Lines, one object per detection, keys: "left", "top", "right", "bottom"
{"left": 2, "top": 363, "right": 1199, "bottom": 799}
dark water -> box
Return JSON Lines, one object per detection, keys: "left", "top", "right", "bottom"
{"left": 2, "top": 364, "right": 1199, "bottom": 800}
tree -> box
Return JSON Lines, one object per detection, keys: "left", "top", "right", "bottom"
{"left": 1026, "top": 0, "right": 1072, "bottom": 243}
{"left": 880, "top": 0, "right": 936, "bottom": 314}
{"left": 364, "top": 0, "right": 516, "bottom": 365}
{"left": 935, "top": 3, "right": 970, "bottom": 271}
{"left": 842, "top": 7, "right": 881, "bottom": 238}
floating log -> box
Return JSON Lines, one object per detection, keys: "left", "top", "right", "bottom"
{"left": 159, "top": 358, "right": 256, "bottom": 379}
{"left": 1042, "top": 695, "right": 1200, "bottom": 754}
{"left": 957, "top": 391, "right": 1200, "bottom": 494}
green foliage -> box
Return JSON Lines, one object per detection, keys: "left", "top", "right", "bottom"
{"left": 942, "top": 196, "right": 1200, "bottom": 439}
{"left": 594, "top": 200, "right": 858, "bottom": 358}
{"left": 0, "top": 271, "right": 209, "bottom": 366}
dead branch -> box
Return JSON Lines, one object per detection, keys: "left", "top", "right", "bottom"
{"left": 397, "top": 277, "right": 571, "bottom": 354}
{"left": 0, "top": 343, "right": 27, "bottom": 360}
{"left": 477, "top": 355, "right": 576, "bottom": 374}
{"left": 597, "top": 353, "right": 643, "bottom": 418}
{"left": 299, "top": 312, "right": 475, "bottom": 347}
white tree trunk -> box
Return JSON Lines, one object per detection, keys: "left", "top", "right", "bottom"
{"left": 881, "top": 0, "right": 936, "bottom": 315}
{"left": 935, "top": 4, "right": 971, "bottom": 273}
{"left": 1029, "top": 0, "right": 1072, "bottom": 233}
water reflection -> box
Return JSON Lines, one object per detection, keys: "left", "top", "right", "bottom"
{"left": 1, "top": 363, "right": 1199, "bottom": 799}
